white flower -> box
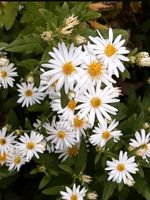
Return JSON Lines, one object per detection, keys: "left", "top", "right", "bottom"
{"left": 0, "top": 152, "right": 7, "bottom": 166}
{"left": 105, "top": 151, "right": 138, "bottom": 184}
{"left": 45, "top": 117, "right": 76, "bottom": 150}
{"left": 89, "top": 119, "right": 122, "bottom": 147}
{"left": 55, "top": 142, "right": 80, "bottom": 162}
{"left": 6, "top": 149, "right": 26, "bottom": 171}
{"left": 129, "top": 129, "right": 150, "bottom": 161}
{"left": 0, "top": 127, "right": 16, "bottom": 155}
{"left": 75, "top": 83, "right": 120, "bottom": 127}
{"left": 17, "top": 82, "right": 44, "bottom": 107}
{"left": 60, "top": 183, "right": 87, "bottom": 200}
{"left": 75, "top": 44, "right": 115, "bottom": 92}
{"left": 41, "top": 42, "right": 83, "bottom": 93}
{"left": 0, "top": 63, "right": 17, "bottom": 88}
{"left": 50, "top": 97, "right": 77, "bottom": 121}
{"left": 89, "top": 28, "right": 129, "bottom": 77}
{"left": 70, "top": 115, "right": 90, "bottom": 142}
{"left": 16, "top": 131, "right": 45, "bottom": 162}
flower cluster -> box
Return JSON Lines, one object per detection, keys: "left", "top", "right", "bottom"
{"left": 1, "top": 28, "right": 149, "bottom": 199}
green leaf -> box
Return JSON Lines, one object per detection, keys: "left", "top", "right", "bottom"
{"left": 60, "top": 87, "right": 69, "bottom": 108}
{"left": 42, "top": 185, "right": 65, "bottom": 195}
{"left": 24, "top": 118, "right": 33, "bottom": 130}
{"left": 5, "top": 36, "right": 44, "bottom": 54}
{"left": 80, "top": 10, "right": 101, "bottom": 21}
{"left": 39, "top": 175, "right": 52, "bottom": 190}
{"left": 3, "top": 2, "right": 18, "bottom": 30}
{"left": 102, "top": 182, "right": 116, "bottom": 200}
{"left": 95, "top": 152, "right": 102, "bottom": 165}
{"left": 17, "top": 59, "right": 39, "bottom": 70}
{"left": 59, "top": 164, "right": 74, "bottom": 175}
{"left": 75, "top": 140, "right": 87, "bottom": 173}
{"left": 5, "top": 109, "right": 19, "bottom": 128}
{"left": 39, "top": 8, "right": 57, "bottom": 30}
{"left": 145, "top": 190, "right": 150, "bottom": 200}
{"left": 121, "top": 68, "right": 131, "bottom": 80}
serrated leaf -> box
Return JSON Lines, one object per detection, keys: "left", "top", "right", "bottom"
{"left": 24, "top": 118, "right": 33, "bottom": 130}
{"left": 42, "top": 185, "right": 65, "bottom": 195}
{"left": 81, "top": 10, "right": 101, "bottom": 21}
{"left": 59, "top": 164, "right": 74, "bottom": 175}
{"left": 17, "top": 59, "right": 39, "bottom": 70}
{"left": 3, "top": 2, "right": 18, "bottom": 30}
{"left": 102, "top": 182, "right": 116, "bottom": 200}
{"left": 39, "top": 175, "right": 51, "bottom": 190}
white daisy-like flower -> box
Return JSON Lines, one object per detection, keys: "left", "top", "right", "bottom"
{"left": 0, "top": 152, "right": 7, "bottom": 166}
{"left": 75, "top": 83, "right": 120, "bottom": 127}
{"left": 45, "top": 117, "right": 76, "bottom": 150}
{"left": 6, "top": 149, "right": 26, "bottom": 171}
{"left": 60, "top": 183, "right": 87, "bottom": 200}
{"left": 105, "top": 151, "right": 138, "bottom": 184}
{"left": 70, "top": 115, "right": 90, "bottom": 142}
{"left": 89, "top": 119, "right": 122, "bottom": 147}
{"left": 129, "top": 129, "right": 150, "bottom": 161}
{"left": 0, "top": 127, "right": 16, "bottom": 155}
{"left": 50, "top": 96, "right": 77, "bottom": 121}
{"left": 75, "top": 44, "right": 115, "bottom": 92}
{"left": 0, "top": 63, "right": 18, "bottom": 88}
{"left": 16, "top": 131, "right": 45, "bottom": 162}
{"left": 17, "top": 82, "right": 44, "bottom": 107}
{"left": 41, "top": 42, "right": 84, "bottom": 93}
{"left": 89, "top": 28, "right": 129, "bottom": 77}
{"left": 55, "top": 142, "right": 80, "bottom": 162}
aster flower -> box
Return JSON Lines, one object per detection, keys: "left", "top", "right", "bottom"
{"left": 60, "top": 183, "right": 87, "bottom": 200}
{"left": 89, "top": 119, "right": 122, "bottom": 147}
{"left": 89, "top": 28, "right": 129, "bottom": 77}
{"left": 75, "top": 83, "right": 120, "bottom": 127}
{"left": 41, "top": 42, "right": 83, "bottom": 93}
{"left": 6, "top": 149, "right": 26, "bottom": 171}
{"left": 105, "top": 151, "right": 138, "bottom": 184}
{"left": 16, "top": 131, "right": 45, "bottom": 162}
{"left": 75, "top": 44, "right": 115, "bottom": 92}
{"left": 45, "top": 117, "right": 76, "bottom": 150}
{"left": 50, "top": 96, "right": 77, "bottom": 121}
{"left": 0, "top": 63, "right": 17, "bottom": 88}
{"left": 70, "top": 115, "right": 90, "bottom": 142}
{"left": 129, "top": 129, "right": 150, "bottom": 161}
{"left": 0, "top": 127, "right": 16, "bottom": 155}
{"left": 55, "top": 142, "right": 80, "bottom": 162}
{"left": 17, "top": 82, "right": 44, "bottom": 107}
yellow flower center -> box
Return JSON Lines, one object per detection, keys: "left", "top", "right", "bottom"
{"left": 105, "top": 44, "right": 116, "bottom": 57}
{"left": 102, "top": 131, "right": 110, "bottom": 140}
{"left": 63, "top": 61, "right": 75, "bottom": 75}
{"left": 88, "top": 61, "right": 103, "bottom": 78}
{"left": 0, "top": 138, "right": 6, "bottom": 145}
{"left": 68, "top": 145, "right": 78, "bottom": 157}
{"left": 57, "top": 131, "right": 65, "bottom": 139}
{"left": 117, "top": 163, "right": 125, "bottom": 172}
{"left": 91, "top": 97, "right": 101, "bottom": 108}
{"left": 144, "top": 143, "right": 148, "bottom": 150}
{"left": 14, "top": 156, "right": 21, "bottom": 164}
{"left": 25, "top": 89, "right": 33, "bottom": 97}
{"left": 0, "top": 153, "right": 7, "bottom": 163}
{"left": 70, "top": 194, "right": 78, "bottom": 200}
{"left": 26, "top": 142, "right": 35, "bottom": 150}
{"left": 1, "top": 71, "right": 7, "bottom": 78}
{"left": 74, "top": 116, "right": 84, "bottom": 128}
{"left": 67, "top": 100, "right": 77, "bottom": 110}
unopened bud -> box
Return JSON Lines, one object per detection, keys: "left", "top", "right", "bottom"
{"left": 0, "top": 57, "right": 9, "bottom": 67}
{"left": 143, "top": 122, "right": 150, "bottom": 129}
{"left": 26, "top": 75, "right": 34, "bottom": 83}
{"left": 41, "top": 31, "right": 53, "bottom": 42}
{"left": 87, "top": 192, "right": 98, "bottom": 200}
{"left": 125, "top": 178, "right": 135, "bottom": 187}
{"left": 15, "top": 129, "right": 24, "bottom": 136}
{"left": 75, "top": 35, "right": 87, "bottom": 45}
{"left": 80, "top": 174, "right": 92, "bottom": 183}
{"left": 135, "top": 52, "right": 150, "bottom": 67}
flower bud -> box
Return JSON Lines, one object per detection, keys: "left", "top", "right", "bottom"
{"left": 0, "top": 57, "right": 9, "bottom": 67}
{"left": 75, "top": 35, "right": 87, "bottom": 45}
{"left": 135, "top": 52, "right": 150, "bottom": 67}
{"left": 87, "top": 192, "right": 98, "bottom": 200}
{"left": 40, "top": 31, "right": 53, "bottom": 41}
